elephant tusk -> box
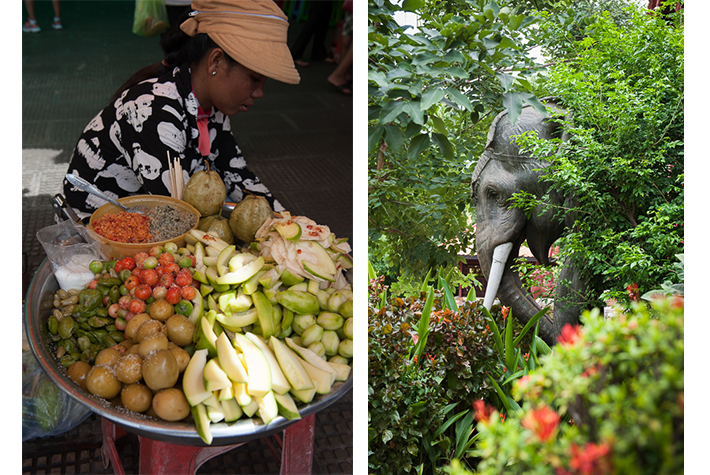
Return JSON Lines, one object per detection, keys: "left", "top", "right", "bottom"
{"left": 483, "top": 242, "right": 513, "bottom": 310}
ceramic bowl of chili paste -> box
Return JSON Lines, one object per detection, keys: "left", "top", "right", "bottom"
{"left": 88, "top": 195, "right": 201, "bottom": 259}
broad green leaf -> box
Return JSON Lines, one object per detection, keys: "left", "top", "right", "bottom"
{"left": 402, "top": 0, "right": 425, "bottom": 12}
{"left": 438, "top": 276, "right": 458, "bottom": 311}
{"left": 446, "top": 88, "right": 473, "bottom": 111}
{"left": 407, "top": 133, "right": 430, "bottom": 160}
{"left": 520, "top": 92, "right": 549, "bottom": 117}
{"left": 431, "top": 133, "right": 454, "bottom": 160}
{"left": 446, "top": 66, "right": 470, "bottom": 79}
{"left": 412, "top": 286, "right": 434, "bottom": 361}
{"left": 483, "top": 307, "right": 504, "bottom": 357}
{"left": 496, "top": 72, "right": 515, "bottom": 91}
{"left": 504, "top": 308, "right": 515, "bottom": 372}
{"left": 503, "top": 91, "right": 523, "bottom": 125}
{"left": 405, "top": 101, "right": 425, "bottom": 125}
{"left": 433, "top": 407, "right": 468, "bottom": 439}
{"left": 454, "top": 410, "right": 475, "bottom": 459}
{"left": 429, "top": 114, "right": 448, "bottom": 135}
{"left": 421, "top": 88, "right": 446, "bottom": 111}
{"left": 512, "top": 307, "right": 549, "bottom": 347}
{"left": 379, "top": 101, "right": 406, "bottom": 124}
{"left": 384, "top": 125, "right": 404, "bottom": 153}
{"left": 368, "top": 70, "right": 388, "bottom": 88}
{"left": 368, "top": 125, "right": 384, "bottom": 153}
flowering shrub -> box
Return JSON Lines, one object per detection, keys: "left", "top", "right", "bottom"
{"left": 448, "top": 297, "right": 684, "bottom": 475}
{"left": 368, "top": 277, "right": 506, "bottom": 474}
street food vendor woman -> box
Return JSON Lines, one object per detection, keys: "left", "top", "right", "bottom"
{"left": 63, "top": 0, "right": 299, "bottom": 221}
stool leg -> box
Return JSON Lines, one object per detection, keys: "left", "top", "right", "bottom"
{"left": 101, "top": 418, "right": 127, "bottom": 475}
{"left": 138, "top": 436, "right": 244, "bottom": 475}
{"left": 280, "top": 414, "right": 316, "bottom": 475}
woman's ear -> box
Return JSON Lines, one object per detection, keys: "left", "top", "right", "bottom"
{"left": 208, "top": 47, "right": 226, "bottom": 75}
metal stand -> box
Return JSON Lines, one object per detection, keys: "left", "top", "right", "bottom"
{"left": 101, "top": 414, "right": 316, "bottom": 475}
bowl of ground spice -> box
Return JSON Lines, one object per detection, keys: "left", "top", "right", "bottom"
{"left": 88, "top": 195, "right": 200, "bottom": 259}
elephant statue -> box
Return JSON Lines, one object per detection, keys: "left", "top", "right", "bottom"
{"left": 471, "top": 98, "right": 585, "bottom": 346}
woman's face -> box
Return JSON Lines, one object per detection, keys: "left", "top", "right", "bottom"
{"left": 206, "top": 60, "right": 267, "bottom": 116}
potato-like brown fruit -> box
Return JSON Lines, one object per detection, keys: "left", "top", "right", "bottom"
{"left": 198, "top": 215, "right": 235, "bottom": 244}
{"left": 66, "top": 360, "right": 92, "bottom": 392}
{"left": 125, "top": 313, "right": 152, "bottom": 342}
{"left": 86, "top": 365, "right": 122, "bottom": 399}
{"left": 138, "top": 332, "right": 169, "bottom": 358}
{"left": 135, "top": 319, "right": 166, "bottom": 343}
{"left": 183, "top": 165, "right": 227, "bottom": 217}
{"left": 114, "top": 353, "right": 144, "bottom": 384}
{"left": 165, "top": 314, "right": 195, "bottom": 347}
{"left": 152, "top": 388, "right": 191, "bottom": 421}
{"left": 121, "top": 383, "right": 153, "bottom": 413}
{"left": 229, "top": 194, "right": 273, "bottom": 243}
{"left": 94, "top": 347, "right": 122, "bottom": 367}
{"left": 142, "top": 349, "right": 179, "bottom": 391}
{"left": 169, "top": 345, "right": 191, "bottom": 373}
{"left": 149, "top": 298, "right": 175, "bottom": 322}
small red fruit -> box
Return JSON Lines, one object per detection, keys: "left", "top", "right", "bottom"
{"left": 159, "top": 252, "right": 175, "bottom": 267}
{"left": 140, "top": 269, "right": 159, "bottom": 287}
{"left": 181, "top": 285, "right": 197, "bottom": 301}
{"left": 120, "top": 257, "right": 136, "bottom": 271}
{"left": 128, "top": 299, "right": 147, "bottom": 314}
{"left": 175, "top": 270, "right": 193, "bottom": 287}
{"left": 152, "top": 285, "right": 168, "bottom": 300}
{"left": 166, "top": 286, "right": 182, "bottom": 305}
{"left": 124, "top": 276, "right": 139, "bottom": 291}
{"left": 133, "top": 252, "right": 150, "bottom": 269}
{"left": 134, "top": 284, "right": 152, "bottom": 301}
{"left": 159, "top": 273, "right": 174, "bottom": 288}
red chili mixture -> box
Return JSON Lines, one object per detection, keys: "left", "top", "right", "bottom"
{"left": 93, "top": 212, "right": 154, "bottom": 243}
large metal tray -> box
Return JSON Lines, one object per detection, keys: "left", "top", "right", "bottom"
{"left": 24, "top": 258, "right": 352, "bottom": 446}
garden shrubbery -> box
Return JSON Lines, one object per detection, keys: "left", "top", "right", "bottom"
{"left": 368, "top": 277, "right": 509, "bottom": 474}
{"left": 448, "top": 298, "right": 684, "bottom": 475}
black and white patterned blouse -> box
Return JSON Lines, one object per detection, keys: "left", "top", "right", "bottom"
{"left": 63, "top": 63, "right": 283, "bottom": 220}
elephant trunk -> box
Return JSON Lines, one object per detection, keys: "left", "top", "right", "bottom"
{"left": 481, "top": 241, "right": 556, "bottom": 346}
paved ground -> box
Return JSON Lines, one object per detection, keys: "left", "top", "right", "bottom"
{"left": 22, "top": 1, "right": 352, "bottom": 473}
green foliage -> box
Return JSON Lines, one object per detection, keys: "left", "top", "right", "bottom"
{"left": 368, "top": 0, "right": 548, "bottom": 282}
{"left": 465, "top": 297, "right": 684, "bottom": 475}
{"left": 641, "top": 253, "right": 684, "bottom": 301}
{"left": 368, "top": 276, "right": 506, "bottom": 474}
{"left": 510, "top": 5, "right": 684, "bottom": 308}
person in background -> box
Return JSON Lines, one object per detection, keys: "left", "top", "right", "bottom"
{"left": 23, "top": 0, "right": 62, "bottom": 32}
{"left": 164, "top": 0, "right": 193, "bottom": 31}
{"left": 63, "top": 0, "right": 300, "bottom": 220}
{"left": 327, "top": 0, "right": 352, "bottom": 95}
{"left": 289, "top": 0, "right": 335, "bottom": 67}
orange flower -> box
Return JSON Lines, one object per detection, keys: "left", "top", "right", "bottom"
{"left": 522, "top": 405, "right": 560, "bottom": 443}
{"left": 473, "top": 399, "right": 495, "bottom": 426}
{"left": 557, "top": 323, "right": 582, "bottom": 347}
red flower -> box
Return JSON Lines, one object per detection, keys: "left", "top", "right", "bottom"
{"left": 521, "top": 405, "right": 560, "bottom": 443}
{"left": 557, "top": 324, "right": 582, "bottom": 347}
{"left": 473, "top": 399, "right": 495, "bottom": 426}
{"left": 626, "top": 283, "right": 640, "bottom": 302}
{"left": 568, "top": 441, "right": 613, "bottom": 475}
{"left": 501, "top": 306, "right": 510, "bottom": 319}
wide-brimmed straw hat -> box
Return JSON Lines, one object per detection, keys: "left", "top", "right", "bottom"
{"left": 181, "top": 0, "right": 300, "bottom": 84}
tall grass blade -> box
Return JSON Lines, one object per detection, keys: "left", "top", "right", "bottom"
{"left": 439, "top": 276, "right": 458, "bottom": 311}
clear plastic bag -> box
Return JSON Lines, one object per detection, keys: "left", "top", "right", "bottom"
{"left": 133, "top": 0, "right": 170, "bottom": 37}
{"left": 36, "top": 220, "right": 103, "bottom": 291}
{"left": 22, "top": 322, "right": 91, "bottom": 442}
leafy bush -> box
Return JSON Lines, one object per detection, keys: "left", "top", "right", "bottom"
{"left": 368, "top": 277, "right": 507, "bottom": 474}
{"left": 450, "top": 297, "right": 684, "bottom": 475}
{"left": 511, "top": 4, "right": 684, "bottom": 309}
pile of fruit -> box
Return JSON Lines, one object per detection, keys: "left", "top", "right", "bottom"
{"left": 46, "top": 212, "right": 353, "bottom": 445}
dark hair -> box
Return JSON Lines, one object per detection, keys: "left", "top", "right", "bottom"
{"left": 109, "top": 10, "right": 236, "bottom": 103}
